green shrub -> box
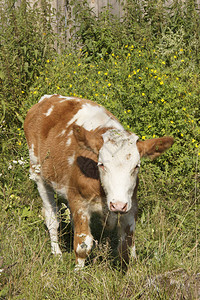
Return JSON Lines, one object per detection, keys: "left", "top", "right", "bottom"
{"left": 0, "top": 0, "right": 55, "bottom": 126}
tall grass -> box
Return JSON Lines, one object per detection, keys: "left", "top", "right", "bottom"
{"left": 0, "top": 0, "right": 199, "bottom": 299}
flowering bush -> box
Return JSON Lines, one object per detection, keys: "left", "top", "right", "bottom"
{"left": 25, "top": 45, "right": 199, "bottom": 187}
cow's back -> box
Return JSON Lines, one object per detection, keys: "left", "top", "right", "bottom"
{"left": 24, "top": 95, "right": 89, "bottom": 147}
{"left": 24, "top": 94, "right": 123, "bottom": 193}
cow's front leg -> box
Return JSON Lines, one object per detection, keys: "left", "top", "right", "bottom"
{"left": 72, "top": 207, "right": 93, "bottom": 270}
{"left": 118, "top": 212, "right": 137, "bottom": 267}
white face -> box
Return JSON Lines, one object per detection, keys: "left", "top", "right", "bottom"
{"left": 98, "top": 130, "right": 141, "bottom": 213}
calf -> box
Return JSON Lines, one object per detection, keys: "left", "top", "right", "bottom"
{"left": 24, "top": 95, "right": 174, "bottom": 269}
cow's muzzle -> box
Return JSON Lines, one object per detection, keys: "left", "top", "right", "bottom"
{"left": 110, "top": 201, "right": 128, "bottom": 213}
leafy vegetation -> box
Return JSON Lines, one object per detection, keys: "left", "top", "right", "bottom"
{"left": 0, "top": 0, "right": 199, "bottom": 299}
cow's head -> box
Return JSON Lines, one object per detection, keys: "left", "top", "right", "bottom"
{"left": 73, "top": 126, "right": 174, "bottom": 214}
{"left": 98, "top": 130, "right": 140, "bottom": 213}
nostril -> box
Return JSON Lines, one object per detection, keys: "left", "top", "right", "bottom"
{"left": 110, "top": 202, "right": 116, "bottom": 211}
{"left": 122, "top": 203, "right": 128, "bottom": 212}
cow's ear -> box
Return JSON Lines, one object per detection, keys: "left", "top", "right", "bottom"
{"left": 73, "top": 125, "right": 103, "bottom": 154}
{"left": 137, "top": 137, "right": 174, "bottom": 159}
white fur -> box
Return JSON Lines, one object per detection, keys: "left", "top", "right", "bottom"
{"left": 59, "top": 96, "right": 79, "bottom": 103}
{"left": 38, "top": 94, "right": 53, "bottom": 103}
{"left": 29, "top": 144, "right": 38, "bottom": 165}
{"left": 43, "top": 105, "right": 54, "bottom": 116}
{"left": 29, "top": 167, "right": 40, "bottom": 181}
{"left": 76, "top": 208, "right": 90, "bottom": 222}
{"left": 68, "top": 153, "right": 75, "bottom": 166}
{"left": 67, "top": 103, "right": 124, "bottom": 131}
{"left": 76, "top": 235, "right": 93, "bottom": 255}
{"left": 36, "top": 177, "right": 62, "bottom": 256}
{"left": 75, "top": 258, "right": 85, "bottom": 270}
{"left": 68, "top": 130, "right": 73, "bottom": 136}
{"left": 66, "top": 138, "right": 71, "bottom": 146}
{"left": 99, "top": 129, "right": 140, "bottom": 212}
{"left": 58, "top": 129, "right": 66, "bottom": 137}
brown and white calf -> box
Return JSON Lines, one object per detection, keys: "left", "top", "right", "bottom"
{"left": 24, "top": 94, "right": 174, "bottom": 269}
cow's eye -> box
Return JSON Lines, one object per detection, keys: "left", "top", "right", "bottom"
{"left": 97, "top": 162, "right": 104, "bottom": 169}
{"left": 131, "top": 165, "right": 140, "bottom": 175}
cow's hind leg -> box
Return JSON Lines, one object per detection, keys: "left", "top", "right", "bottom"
{"left": 36, "top": 177, "right": 62, "bottom": 256}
